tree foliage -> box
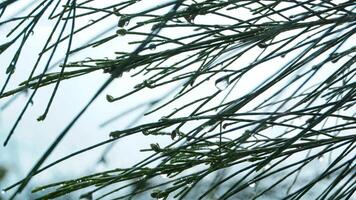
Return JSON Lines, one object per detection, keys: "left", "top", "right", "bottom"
{"left": 0, "top": 0, "right": 355, "bottom": 199}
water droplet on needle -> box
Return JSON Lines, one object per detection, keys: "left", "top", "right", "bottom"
{"left": 148, "top": 43, "right": 156, "bottom": 50}
{"left": 215, "top": 75, "right": 230, "bottom": 91}
{"left": 118, "top": 15, "right": 130, "bottom": 27}
{"left": 116, "top": 28, "right": 127, "bottom": 36}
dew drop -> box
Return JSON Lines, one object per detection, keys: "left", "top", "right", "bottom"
{"left": 331, "top": 58, "right": 339, "bottom": 63}
{"left": 159, "top": 116, "right": 168, "bottom": 122}
{"left": 113, "top": 8, "right": 120, "bottom": 16}
{"left": 80, "top": 193, "right": 93, "bottom": 200}
{"left": 142, "top": 130, "right": 151, "bottom": 135}
{"left": 330, "top": 53, "right": 339, "bottom": 63}
{"left": 171, "top": 129, "right": 178, "bottom": 140}
{"left": 148, "top": 43, "right": 156, "bottom": 50}
{"left": 264, "top": 164, "right": 271, "bottom": 170}
{"left": 116, "top": 28, "right": 127, "bottom": 36}
{"left": 215, "top": 75, "right": 230, "bottom": 91}
{"left": 306, "top": 117, "right": 314, "bottom": 124}
{"left": 222, "top": 123, "right": 229, "bottom": 129}
{"left": 318, "top": 156, "right": 324, "bottom": 162}
{"left": 139, "top": 175, "right": 147, "bottom": 180}
{"left": 184, "top": 5, "right": 199, "bottom": 23}
{"left": 6, "top": 61, "right": 16, "bottom": 74}
{"left": 106, "top": 94, "right": 114, "bottom": 102}
{"left": 134, "top": 82, "right": 143, "bottom": 89}
{"left": 118, "top": 15, "right": 130, "bottom": 27}
{"left": 88, "top": 19, "right": 95, "bottom": 24}
{"left": 258, "top": 42, "right": 268, "bottom": 48}
{"left": 150, "top": 143, "right": 161, "bottom": 152}
{"left": 84, "top": 57, "right": 93, "bottom": 61}
{"left": 160, "top": 174, "right": 169, "bottom": 179}
{"left": 187, "top": 182, "right": 193, "bottom": 188}
{"left": 143, "top": 79, "right": 155, "bottom": 88}
{"left": 1, "top": 190, "right": 6, "bottom": 195}
{"left": 249, "top": 182, "right": 256, "bottom": 188}
{"left": 37, "top": 114, "right": 45, "bottom": 121}
{"left": 59, "top": 62, "right": 65, "bottom": 68}
{"left": 184, "top": 14, "right": 196, "bottom": 23}
{"left": 151, "top": 189, "right": 166, "bottom": 199}
{"left": 151, "top": 23, "right": 160, "bottom": 31}
{"left": 109, "top": 132, "right": 116, "bottom": 138}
